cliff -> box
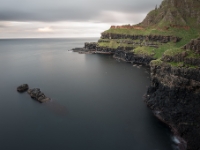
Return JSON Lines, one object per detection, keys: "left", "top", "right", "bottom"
{"left": 93, "top": 0, "right": 200, "bottom": 149}
{"left": 72, "top": 1, "right": 200, "bottom": 149}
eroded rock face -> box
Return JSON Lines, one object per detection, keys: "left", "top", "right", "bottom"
{"left": 17, "top": 84, "right": 29, "bottom": 92}
{"left": 113, "top": 50, "right": 154, "bottom": 65}
{"left": 27, "top": 88, "right": 50, "bottom": 103}
{"left": 145, "top": 62, "right": 200, "bottom": 150}
{"left": 182, "top": 38, "right": 200, "bottom": 54}
{"left": 101, "top": 33, "right": 181, "bottom": 43}
{"left": 84, "top": 42, "right": 97, "bottom": 50}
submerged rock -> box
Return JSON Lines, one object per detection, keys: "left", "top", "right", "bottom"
{"left": 27, "top": 88, "right": 50, "bottom": 103}
{"left": 17, "top": 84, "right": 29, "bottom": 92}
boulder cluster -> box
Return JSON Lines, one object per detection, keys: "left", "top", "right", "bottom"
{"left": 17, "top": 84, "right": 50, "bottom": 103}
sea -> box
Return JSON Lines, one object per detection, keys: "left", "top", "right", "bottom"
{"left": 0, "top": 38, "right": 175, "bottom": 150}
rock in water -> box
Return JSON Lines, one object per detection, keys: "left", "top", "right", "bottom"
{"left": 27, "top": 88, "right": 50, "bottom": 103}
{"left": 17, "top": 84, "right": 29, "bottom": 92}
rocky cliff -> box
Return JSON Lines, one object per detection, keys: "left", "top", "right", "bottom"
{"left": 74, "top": 1, "right": 200, "bottom": 149}
{"left": 94, "top": 0, "right": 200, "bottom": 149}
{"left": 144, "top": 37, "right": 200, "bottom": 150}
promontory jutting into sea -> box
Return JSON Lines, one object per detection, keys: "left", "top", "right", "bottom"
{"left": 0, "top": 0, "right": 200, "bottom": 150}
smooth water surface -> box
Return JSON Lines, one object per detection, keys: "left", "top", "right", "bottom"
{"left": 0, "top": 38, "right": 174, "bottom": 150}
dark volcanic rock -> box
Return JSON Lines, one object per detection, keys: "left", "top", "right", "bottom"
{"left": 17, "top": 84, "right": 29, "bottom": 92}
{"left": 114, "top": 50, "right": 154, "bottom": 65}
{"left": 84, "top": 42, "right": 97, "bottom": 50}
{"left": 27, "top": 88, "right": 50, "bottom": 103}
{"left": 101, "top": 33, "right": 181, "bottom": 44}
{"left": 145, "top": 62, "right": 200, "bottom": 150}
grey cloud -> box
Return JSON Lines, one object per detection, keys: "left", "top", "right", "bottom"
{"left": 0, "top": 0, "right": 162, "bottom": 22}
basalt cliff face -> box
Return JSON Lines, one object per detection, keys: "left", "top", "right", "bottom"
{"left": 145, "top": 38, "right": 200, "bottom": 150}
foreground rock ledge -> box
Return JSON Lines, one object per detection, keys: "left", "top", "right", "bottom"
{"left": 27, "top": 88, "right": 50, "bottom": 103}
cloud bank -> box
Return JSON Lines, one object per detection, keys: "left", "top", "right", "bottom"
{"left": 0, "top": 0, "right": 162, "bottom": 38}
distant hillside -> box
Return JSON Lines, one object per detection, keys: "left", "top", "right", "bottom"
{"left": 141, "top": 0, "right": 200, "bottom": 28}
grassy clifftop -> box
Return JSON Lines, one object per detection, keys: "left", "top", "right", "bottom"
{"left": 97, "top": 0, "right": 200, "bottom": 67}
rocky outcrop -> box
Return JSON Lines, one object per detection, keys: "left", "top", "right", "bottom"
{"left": 182, "top": 38, "right": 200, "bottom": 53}
{"left": 27, "top": 88, "right": 50, "bottom": 103}
{"left": 114, "top": 50, "right": 154, "bottom": 65}
{"left": 145, "top": 62, "right": 200, "bottom": 150}
{"left": 17, "top": 84, "right": 29, "bottom": 92}
{"left": 162, "top": 54, "right": 200, "bottom": 67}
{"left": 101, "top": 33, "right": 181, "bottom": 43}
{"left": 85, "top": 42, "right": 97, "bottom": 50}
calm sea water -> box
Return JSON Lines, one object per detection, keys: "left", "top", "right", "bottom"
{"left": 0, "top": 38, "right": 174, "bottom": 150}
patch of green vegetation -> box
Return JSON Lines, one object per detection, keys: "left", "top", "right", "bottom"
{"left": 97, "top": 40, "right": 134, "bottom": 49}
{"left": 164, "top": 48, "right": 184, "bottom": 56}
{"left": 134, "top": 46, "right": 155, "bottom": 56}
{"left": 168, "top": 62, "right": 199, "bottom": 69}
{"left": 164, "top": 48, "right": 200, "bottom": 59}
{"left": 186, "top": 51, "right": 200, "bottom": 59}
{"left": 153, "top": 42, "right": 174, "bottom": 58}
{"left": 168, "top": 61, "right": 184, "bottom": 67}
{"left": 150, "top": 59, "right": 163, "bottom": 66}
{"left": 104, "top": 28, "right": 170, "bottom": 36}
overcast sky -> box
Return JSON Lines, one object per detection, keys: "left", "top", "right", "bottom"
{"left": 0, "top": 0, "right": 162, "bottom": 38}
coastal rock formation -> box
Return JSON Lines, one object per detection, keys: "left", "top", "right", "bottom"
{"left": 74, "top": 1, "right": 200, "bottom": 148}
{"left": 27, "top": 88, "right": 50, "bottom": 103}
{"left": 101, "top": 33, "right": 181, "bottom": 43}
{"left": 17, "top": 84, "right": 29, "bottom": 92}
{"left": 85, "top": 42, "right": 97, "bottom": 50}
{"left": 145, "top": 61, "right": 200, "bottom": 150}
{"left": 114, "top": 50, "right": 153, "bottom": 65}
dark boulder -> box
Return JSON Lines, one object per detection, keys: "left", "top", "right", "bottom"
{"left": 27, "top": 88, "right": 50, "bottom": 103}
{"left": 17, "top": 84, "right": 29, "bottom": 92}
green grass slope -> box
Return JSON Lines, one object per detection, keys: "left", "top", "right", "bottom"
{"left": 97, "top": 0, "right": 200, "bottom": 67}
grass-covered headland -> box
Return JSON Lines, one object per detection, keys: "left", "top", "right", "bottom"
{"left": 97, "top": 0, "right": 200, "bottom": 68}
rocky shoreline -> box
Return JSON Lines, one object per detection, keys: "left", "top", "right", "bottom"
{"left": 72, "top": 39, "right": 200, "bottom": 150}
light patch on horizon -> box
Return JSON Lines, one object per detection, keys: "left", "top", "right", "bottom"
{"left": 38, "top": 27, "right": 53, "bottom": 32}
{"left": 0, "top": 21, "right": 111, "bottom": 38}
